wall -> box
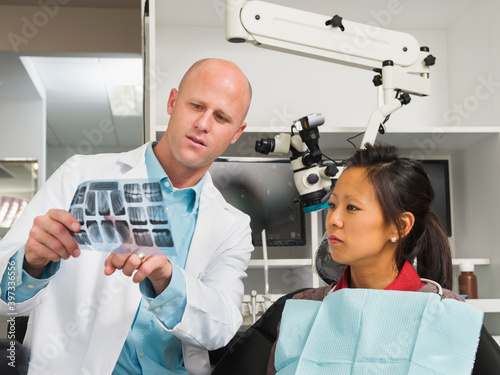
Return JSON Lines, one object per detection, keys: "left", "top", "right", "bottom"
{"left": 0, "top": 100, "right": 45, "bottom": 190}
{"left": 447, "top": 0, "right": 500, "bottom": 304}
{"left": 154, "top": 26, "right": 449, "bottom": 135}
{"left": 447, "top": 0, "right": 499, "bottom": 128}
{"left": 0, "top": 5, "right": 140, "bottom": 54}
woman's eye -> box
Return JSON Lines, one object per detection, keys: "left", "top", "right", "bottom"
{"left": 328, "top": 202, "right": 336, "bottom": 210}
{"left": 347, "top": 204, "right": 358, "bottom": 211}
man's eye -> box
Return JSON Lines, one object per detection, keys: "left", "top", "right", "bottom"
{"left": 215, "top": 114, "right": 227, "bottom": 122}
{"left": 192, "top": 104, "right": 202, "bottom": 110}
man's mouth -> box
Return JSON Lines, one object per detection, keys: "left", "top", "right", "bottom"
{"left": 187, "top": 136, "right": 206, "bottom": 146}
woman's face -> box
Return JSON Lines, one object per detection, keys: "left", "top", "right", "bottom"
{"left": 326, "top": 167, "right": 397, "bottom": 270}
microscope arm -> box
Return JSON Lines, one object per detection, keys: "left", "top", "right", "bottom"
{"left": 226, "top": 0, "right": 435, "bottom": 146}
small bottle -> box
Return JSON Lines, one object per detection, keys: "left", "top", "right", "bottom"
{"left": 458, "top": 262, "right": 478, "bottom": 299}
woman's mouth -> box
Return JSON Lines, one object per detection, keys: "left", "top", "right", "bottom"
{"left": 328, "top": 235, "right": 342, "bottom": 245}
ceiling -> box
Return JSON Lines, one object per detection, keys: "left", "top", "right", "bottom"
{"left": 34, "top": 56, "right": 144, "bottom": 148}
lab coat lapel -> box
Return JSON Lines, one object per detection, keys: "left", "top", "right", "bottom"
{"left": 115, "top": 142, "right": 149, "bottom": 179}
{"left": 185, "top": 177, "right": 233, "bottom": 277}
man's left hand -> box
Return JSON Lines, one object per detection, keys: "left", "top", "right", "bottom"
{"left": 104, "top": 253, "right": 173, "bottom": 295}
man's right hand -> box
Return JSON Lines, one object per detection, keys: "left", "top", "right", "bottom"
{"left": 24, "top": 209, "right": 81, "bottom": 278}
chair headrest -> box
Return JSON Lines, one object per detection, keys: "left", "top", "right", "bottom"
{"left": 315, "top": 231, "right": 346, "bottom": 285}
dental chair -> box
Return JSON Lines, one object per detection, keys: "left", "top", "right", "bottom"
{"left": 210, "top": 287, "right": 310, "bottom": 375}
{"left": 210, "top": 235, "right": 500, "bottom": 374}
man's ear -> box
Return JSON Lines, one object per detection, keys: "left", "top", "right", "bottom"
{"left": 396, "top": 212, "right": 415, "bottom": 239}
{"left": 166, "top": 88, "right": 178, "bottom": 115}
{"left": 230, "top": 122, "right": 247, "bottom": 144}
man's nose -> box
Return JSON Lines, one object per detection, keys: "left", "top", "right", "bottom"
{"left": 194, "top": 111, "right": 212, "bottom": 132}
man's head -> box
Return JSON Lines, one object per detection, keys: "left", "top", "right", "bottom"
{"left": 157, "top": 58, "right": 252, "bottom": 185}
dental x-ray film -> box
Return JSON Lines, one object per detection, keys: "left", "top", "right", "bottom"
{"left": 68, "top": 179, "right": 174, "bottom": 256}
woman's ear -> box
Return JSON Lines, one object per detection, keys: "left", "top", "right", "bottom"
{"left": 397, "top": 212, "right": 415, "bottom": 239}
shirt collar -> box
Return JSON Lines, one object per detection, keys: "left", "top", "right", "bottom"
{"left": 333, "top": 261, "right": 424, "bottom": 293}
{"left": 144, "top": 142, "right": 206, "bottom": 214}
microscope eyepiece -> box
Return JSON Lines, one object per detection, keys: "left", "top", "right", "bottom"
{"left": 255, "top": 138, "right": 275, "bottom": 154}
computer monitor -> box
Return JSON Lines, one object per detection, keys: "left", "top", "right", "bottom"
{"left": 209, "top": 157, "right": 306, "bottom": 247}
{"left": 420, "top": 159, "right": 452, "bottom": 237}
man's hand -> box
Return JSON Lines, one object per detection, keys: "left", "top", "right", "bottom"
{"left": 104, "top": 254, "right": 173, "bottom": 296}
{"left": 24, "top": 209, "right": 81, "bottom": 278}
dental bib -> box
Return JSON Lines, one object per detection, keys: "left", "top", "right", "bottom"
{"left": 275, "top": 288, "right": 483, "bottom": 374}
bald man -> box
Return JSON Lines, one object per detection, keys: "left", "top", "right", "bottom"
{"left": 0, "top": 59, "right": 254, "bottom": 374}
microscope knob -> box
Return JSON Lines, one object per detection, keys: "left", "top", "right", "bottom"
{"left": 424, "top": 54, "right": 436, "bottom": 66}
{"left": 307, "top": 173, "right": 319, "bottom": 184}
{"left": 324, "top": 164, "right": 339, "bottom": 177}
{"left": 325, "top": 15, "right": 345, "bottom": 31}
{"left": 372, "top": 75, "right": 382, "bottom": 87}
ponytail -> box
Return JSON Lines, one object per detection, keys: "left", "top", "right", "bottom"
{"left": 399, "top": 212, "right": 452, "bottom": 289}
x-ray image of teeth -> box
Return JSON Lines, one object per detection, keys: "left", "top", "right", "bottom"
{"left": 87, "top": 220, "right": 103, "bottom": 243}
{"left": 147, "top": 205, "right": 168, "bottom": 224}
{"left": 110, "top": 190, "right": 126, "bottom": 216}
{"left": 153, "top": 229, "right": 174, "bottom": 247}
{"left": 89, "top": 181, "right": 119, "bottom": 191}
{"left": 98, "top": 191, "right": 111, "bottom": 216}
{"left": 101, "top": 220, "right": 117, "bottom": 243}
{"left": 69, "top": 179, "right": 176, "bottom": 256}
{"left": 115, "top": 220, "right": 132, "bottom": 243}
{"left": 129, "top": 207, "right": 147, "bottom": 225}
{"left": 143, "top": 182, "right": 163, "bottom": 202}
{"left": 71, "top": 186, "right": 86, "bottom": 206}
{"left": 70, "top": 207, "right": 84, "bottom": 225}
{"left": 124, "top": 183, "right": 143, "bottom": 203}
{"left": 73, "top": 230, "right": 90, "bottom": 245}
{"left": 133, "top": 229, "right": 154, "bottom": 247}
{"left": 85, "top": 191, "right": 96, "bottom": 216}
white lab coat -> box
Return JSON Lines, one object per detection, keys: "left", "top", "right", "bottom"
{"left": 0, "top": 143, "right": 253, "bottom": 375}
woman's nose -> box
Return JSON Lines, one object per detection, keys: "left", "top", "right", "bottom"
{"left": 327, "top": 208, "right": 343, "bottom": 228}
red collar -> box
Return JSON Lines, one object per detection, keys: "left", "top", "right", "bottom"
{"left": 334, "top": 261, "right": 425, "bottom": 292}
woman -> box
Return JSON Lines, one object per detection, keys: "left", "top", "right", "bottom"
{"left": 267, "top": 143, "right": 460, "bottom": 374}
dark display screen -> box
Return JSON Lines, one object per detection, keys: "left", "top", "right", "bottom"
{"left": 209, "top": 158, "right": 306, "bottom": 246}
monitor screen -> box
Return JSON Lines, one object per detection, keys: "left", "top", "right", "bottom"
{"left": 209, "top": 157, "right": 306, "bottom": 247}
{"left": 420, "top": 159, "right": 452, "bottom": 237}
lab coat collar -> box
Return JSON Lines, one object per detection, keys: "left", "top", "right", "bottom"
{"left": 116, "top": 142, "right": 150, "bottom": 179}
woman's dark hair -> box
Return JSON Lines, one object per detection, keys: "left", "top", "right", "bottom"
{"left": 345, "top": 143, "right": 453, "bottom": 289}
